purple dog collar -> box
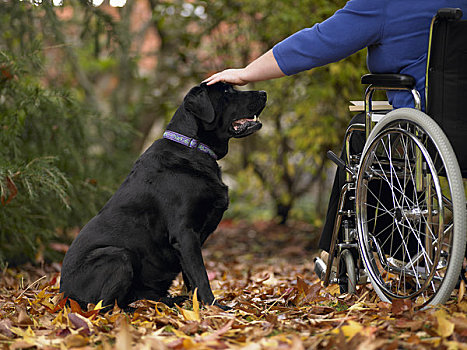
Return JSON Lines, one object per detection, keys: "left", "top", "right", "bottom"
{"left": 163, "top": 130, "right": 218, "bottom": 160}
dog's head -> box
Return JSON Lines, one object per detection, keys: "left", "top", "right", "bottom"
{"left": 170, "top": 82, "right": 266, "bottom": 159}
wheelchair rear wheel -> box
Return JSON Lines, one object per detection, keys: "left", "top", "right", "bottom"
{"left": 355, "top": 108, "right": 466, "bottom": 309}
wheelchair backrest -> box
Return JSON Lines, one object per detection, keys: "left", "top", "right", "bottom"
{"left": 426, "top": 8, "right": 467, "bottom": 177}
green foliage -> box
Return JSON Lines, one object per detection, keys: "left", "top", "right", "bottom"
{"left": 0, "top": 2, "right": 133, "bottom": 265}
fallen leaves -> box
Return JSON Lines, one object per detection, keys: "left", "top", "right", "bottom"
{"left": 0, "top": 220, "right": 466, "bottom": 349}
{"left": 176, "top": 288, "right": 200, "bottom": 322}
{"left": 435, "top": 309, "right": 455, "bottom": 338}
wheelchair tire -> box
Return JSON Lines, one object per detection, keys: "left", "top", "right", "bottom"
{"left": 355, "top": 108, "right": 466, "bottom": 309}
{"left": 338, "top": 249, "right": 357, "bottom": 294}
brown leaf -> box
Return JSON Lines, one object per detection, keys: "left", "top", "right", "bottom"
{"left": 9, "top": 339, "right": 35, "bottom": 350}
{"left": 115, "top": 319, "right": 132, "bottom": 350}
{"left": 355, "top": 337, "right": 387, "bottom": 350}
{"left": 406, "top": 334, "right": 421, "bottom": 344}
{"left": 179, "top": 321, "right": 200, "bottom": 335}
{"left": 458, "top": 279, "right": 465, "bottom": 303}
{"left": 307, "top": 305, "right": 335, "bottom": 315}
{"left": 55, "top": 328, "right": 71, "bottom": 338}
{"left": 265, "top": 313, "right": 278, "bottom": 325}
{"left": 68, "top": 313, "right": 91, "bottom": 335}
{"left": 0, "top": 65, "right": 13, "bottom": 82}
{"left": 16, "top": 307, "right": 33, "bottom": 325}
{"left": 1, "top": 176, "right": 18, "bottom": 206}
{"left": 0, "top": 319, "right": 14, "bottom": 338}
{"left": 450, "top": 316, "right": 467, "bottom": 332}
{"left": 51, "top": 296, "right": 68, "bottom": 313}
{"left": 68, "top": 299, "right": 83, "bottom": 314}
{"left": 394, "top": 318, "right": 424, "bottom": 332}
{"left": 391, "top": 299, "right": 413, "bottom": 315}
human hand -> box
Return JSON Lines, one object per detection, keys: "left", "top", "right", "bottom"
{"left": 203, "top": 68, "right": 249, "bottom": 86}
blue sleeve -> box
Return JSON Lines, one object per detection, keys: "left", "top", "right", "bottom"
{"left": 273, "top": 0, "right": 386, "bottom": 75}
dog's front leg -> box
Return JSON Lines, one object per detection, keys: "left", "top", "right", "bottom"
{"left": 170, "top": 230, "right": 219, "bottom": 307}
{"left": 182, "top": 272, "right": 193, "bottom": 294}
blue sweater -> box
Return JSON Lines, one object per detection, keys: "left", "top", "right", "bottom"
{"left": 273, "top": 0, "right": 467, "bottom": 110}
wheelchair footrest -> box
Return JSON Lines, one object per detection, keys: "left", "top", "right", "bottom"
{"left": 314, "top": 257, "right": 338, "bottom": 284}
{"left": 314, "top": 257, "right": 327, "bottom": 280}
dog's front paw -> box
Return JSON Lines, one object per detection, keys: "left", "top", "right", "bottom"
{"left": 158, "top": 295, "right": 188, "bottom": 307}
{"left": 212, "top": 301, "right": 232, "bottom": 311}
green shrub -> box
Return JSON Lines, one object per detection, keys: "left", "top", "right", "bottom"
{"left": 0, "top": 47, "right": 130, "bottom": 265}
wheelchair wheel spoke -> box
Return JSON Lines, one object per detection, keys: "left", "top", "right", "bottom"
{"left": 370, "top": 145, "right": 418, "bottom": 210}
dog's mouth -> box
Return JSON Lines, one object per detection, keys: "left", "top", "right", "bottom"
{"left": 230, "top": 114, "right": 263, "bottom": 138}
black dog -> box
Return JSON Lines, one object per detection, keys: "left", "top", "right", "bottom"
{"left": 60, "top": 82, "right": 266, "bottom": 310}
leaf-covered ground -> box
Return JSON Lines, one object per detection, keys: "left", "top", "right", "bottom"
{"left": 1, "top": 220, "right": 466, "bottom": 349}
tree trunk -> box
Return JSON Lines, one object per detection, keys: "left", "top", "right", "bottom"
{"left": 276, "top": 202, "right": 292, "bottom": 225}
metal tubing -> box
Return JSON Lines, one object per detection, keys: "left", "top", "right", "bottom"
{"left": 364, "top": 85, "right": 422, "bottom": 139}
{"left": 323, "top": 182, "right": 351, "bottom": 286}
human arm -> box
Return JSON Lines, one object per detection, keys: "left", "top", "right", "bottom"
{"left": 203, "top": 49, "right": 285, "bottom": 86}
{"left": 205, "top": 0, "right": 384, "bottom": 85}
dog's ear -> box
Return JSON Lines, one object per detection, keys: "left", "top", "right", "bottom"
{"left": 183, "top": 84, "right": 215, "bottom": 123}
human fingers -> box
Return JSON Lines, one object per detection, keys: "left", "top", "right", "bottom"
{"left": 203, "top": 69, "right": 247, "bottom": 86}
{"left": 202, "top": 72, "right": 223, "bottom": 85}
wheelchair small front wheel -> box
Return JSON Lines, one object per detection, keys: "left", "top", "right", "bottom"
{"left": 355, "top": 108, "right": 466, "bottom": 309}
{"left": 338, "top": 249, "right": 357, "bottom": 294}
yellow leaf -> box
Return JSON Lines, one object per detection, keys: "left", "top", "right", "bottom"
{"left": 171, "top": 327, "right": 188, "bottom": 338}
{"left": 444, "top": 340, "right": 467, "bottom": 350}
{"left": 325, "top": 284, "right": 341, "bottom": 296}
{"left": 64, "top": 334, "right": 89, "bottom": 348}
{"left": 340, "top": 320, "right": 363, "bottom": 340}
{"left": 175, "top": 290, "right": 201, "bottom": 322}
{"left": 10, "top": 325, "right": 35, "bottom": 338}
{"left": 41, "top": 299, "right": 55, "bottom": 309}
{"left": 182, "top": 338, "right": 197, "bottom": 348}
{"left": 436, "top": 310, "right": 455, "bottom": 338}
{"left": 176, "top": 305, "right": 200, "bottom": 322}
{"left": 348, "top": 302, "right": 368, "bottom": 311}
{"left": 192, "top": 288, "right": 200, "bottom": 321}
{"left": 458, "top": 300, "right": 467, "bottom": 312}
{"left": 52, "top": 309, "right": 63, "bottom": 325}
{"left": 94, "top": 300, "right": 104, "bottom": 311}
{"left": 35, "top": 289, "right": 47, "bottom": 300}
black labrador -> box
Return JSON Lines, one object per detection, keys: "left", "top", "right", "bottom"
{"left": 60, "top": 82, "right": 266, "bottom": 311}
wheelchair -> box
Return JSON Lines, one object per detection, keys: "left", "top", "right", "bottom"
{"left": 314, "top": 8, "right": 467, "bottom": 309}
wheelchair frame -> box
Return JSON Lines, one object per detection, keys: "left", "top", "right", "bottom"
{"left": 314, "top": 8, "right": 467, "bottom": 309}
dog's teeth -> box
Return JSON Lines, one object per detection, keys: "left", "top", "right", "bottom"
{"left": 253, "top": 115, "right": 257, "bottom": 121}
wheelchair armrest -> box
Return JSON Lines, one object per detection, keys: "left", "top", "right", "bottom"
{"left": 361, "top": 74, "right": 416, "bottom": 89}
{"left": 437, "top": 8, "right": 463, "bottom": 20}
